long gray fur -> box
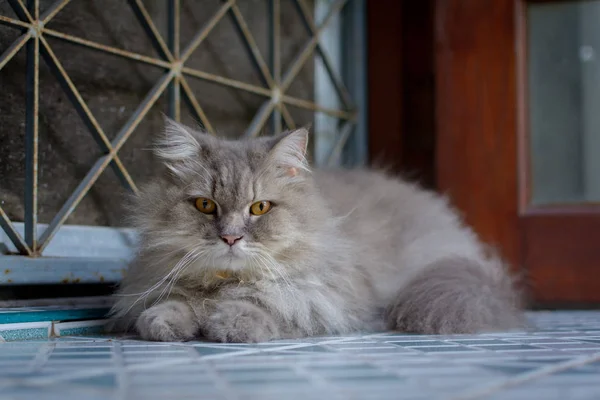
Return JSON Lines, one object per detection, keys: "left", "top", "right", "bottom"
{"left": 108, "top": 119, "right": 524, "bottom": 342}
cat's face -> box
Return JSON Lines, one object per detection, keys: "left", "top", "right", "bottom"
{"left": 136, "top": 120, "right": 326, "bottom": 275}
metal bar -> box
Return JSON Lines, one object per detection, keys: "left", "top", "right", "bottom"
{"left": 38, "top": 73, "right": 172, "bottom": 252}
{"left": 0, "top": 32, "right": 30, "bottom": 71}
{"left": 37, "top": 155, "right": 122, "bottom": 252}
{"left": 244, "top": 100, "right": 277, "bottom": 138}
{"left": 180, "top": 0, "right": 232, "bottom": 63}
{"left": 269, "top": 0, "right": 282, "bottom": 134}
{"left": 0, "top": 14, "right": 31, "bottom": 29}
{"left": 280, "top": 0, "right": 347, "bottom": 92}
{"left": 281, "top": 94, "right": 354, "bottom": 120}
{"left": 340, "top": 0, "right": 367, "bottom": 166}
{"left": 167, "top": 0, "right": 180, "bottom": 59}
{"left": 293, "top": 0, "right": 354, "bottom": 109}
{"left": 182, "top": 66, "right": 272, "bottom": 97}
{"left": 0, "top": 256, "right": 128, "bottom": 284}
{"left": 111, "top": 72, "right": 173, "bottom": 151}
{"left": 29, "top": 0, "right": 39, "bottom": 20}
{"left": 42, "top": 28, "right": 171, "bottom": 69}
{"left": 24, "top": 35, "right": 39, "bottom": 251}
{"left": 168, "top": 75, "right": 181, "bottom": 121}
{"left": 128, "top": 0, "right": 174, "bottom": 62}
{"left": 0, "top": 207, "right": 32, "bottom": 256}
{"left": 279, "top": 104, "right": 296, "bottom": 130}
{"left": 7, "top": 0, "right": 34, "bottom": 22}
{"left": 41, "top": 0, "right": 72, "bottom": 24}
{"left": 38, "top": 37, "right": 137, "bottom": 194}
{"left": 167, "top": 0, "right": 181, "bottom": 121}
{"left": 227, "top": 2, "right": 276, "bottom": 89}
{"left": 326, "top": 120, "right": 355, "bottom": 166}
{"left": 250, "top": 0, "right": 347, "bottom": 131}
{"left": 180, "top": 76, "right": 215, "bottom": 134}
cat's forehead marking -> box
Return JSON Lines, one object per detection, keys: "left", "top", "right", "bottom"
{"left": 211, "top": 148, "right": 255, "bottom": 210}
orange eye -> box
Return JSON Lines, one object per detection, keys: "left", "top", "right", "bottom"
{"left": 195, "top": 198, "right": 216, "bottom": 214}
{"left": 250, "top": 201, "right": 272, "bottom": 216}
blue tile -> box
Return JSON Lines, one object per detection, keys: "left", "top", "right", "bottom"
{"left": 0, "top": 327, "right": 49, "bottom": 341}
{"left": 387, "top": 340, "right": 449, "bottom": 346}
{"left": 449, "top": 339, "right": 512, "bottom": 345}
{"left": 69, "top": 374, "right": 117, "bottom": 388}
{"left": 411, "top": 346, "right": 479, "bottom": 353}
{"left": 0, "top": 308, "right": 109, "bottom": 324}
{"left": 194, "top": 346, "right": 243, "bottom": 356}
{"left": 476, "top": 344, "right": 543, "bottom": 351}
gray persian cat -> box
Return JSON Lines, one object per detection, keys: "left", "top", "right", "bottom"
{"left": 109, "top": 119, "right": 523, "bottom": 342}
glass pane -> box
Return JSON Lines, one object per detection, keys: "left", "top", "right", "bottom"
{"left": 528, "top": 0, "right": 600, "bottom": 205}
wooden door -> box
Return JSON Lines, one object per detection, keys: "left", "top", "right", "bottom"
{"left": 436, "top": 0, "right": 600, "bottom": 306}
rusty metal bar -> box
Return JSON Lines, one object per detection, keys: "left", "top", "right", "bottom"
{"left": 268, "top": 0, "right": 282, "bottom": 134}
{"left": 279, "top": 104, "right": 296, "bottom": 130}
{"left": 38, "top": 36, "right": 138, "bottom": 194}
{"left": 24, "top": 34, "right": 39, "bottom": 251}
{"left": 128, "top": 0, "right": 174, "bottom": 62}
{"left": 281, "top": 94, "right": 354, "bottom": 120}
{"left": 0, "top": 32, "right": 30, "bottom": 71}
{"left": 180, "top": 0, "right": 232, "bottom": 63}
{"left": 168, "top": 75, "right": 181, "bottom": 122}
{"left": 38, "top": 73, "right": 173, "bottom": 252}
{"left": 111, "top": 72, "right": 173, "bottom": 151}
{"left": 30, "top": 0, "right": 39, "bottom": 20}
{"left": 167, "top": 0, "right": 181, "bottom": 121}
{"left": 227, "top": 2, "right": 276, "bottom": 89}
{"left": 326, "top": 120, "right": 355, "bottom": 166}
{"left": 180, "top": 76, "right": 215, "bottom": 134}
{"left": 0, "top": 207, "right": 32, "bottom": 256}
{"left": 182, "top": 66, "right": 271, "bottom": 97}
{"left": 41, "top": 0, "right": 72, "bottom": 24}
{"left": 280, "top": 0, "right": 347, "bottom": 92}
{"left": 0, "top": 14, "right": 31, "bottom": 29}
{"left": 244, "top": 99, "right": 277, "bottom": 138}
{"left": 294, "top": 0, "right": 353, "bottom": 109}
{"left": 7, "top": 0, "right": 34, "bottom": 23}
{"left": 42, "top": 28, "right": 171, "bottom": 69}
{"left": 167, "top": 0, "right": 180, "bottom": 59}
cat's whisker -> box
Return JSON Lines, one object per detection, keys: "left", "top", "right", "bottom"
{"left": 154, "top": 249, "right": 207, "bottom": 305}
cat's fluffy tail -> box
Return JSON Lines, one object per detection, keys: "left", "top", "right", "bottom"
{"left": 385, "top": 256, "right": 525, "bottom": 334}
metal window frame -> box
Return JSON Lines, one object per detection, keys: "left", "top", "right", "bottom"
{"left": 0, "top": 0, "right": 367, "bottom": 285}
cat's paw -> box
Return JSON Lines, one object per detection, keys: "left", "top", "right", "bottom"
{"left": 202, "top": 301, "right": 280, "bottom": 343}
{"left": 136, "top": 300, "right": 198, "bottom": 342}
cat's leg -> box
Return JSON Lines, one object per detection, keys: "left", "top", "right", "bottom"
{"left": 199, "top": 300, "right": 281, "bottom": 343}
{"left": 385, "top": 256, "right": 524, "bottom": 334}
{"left": 135, "top": 299, "right": 199, "bottom": 341}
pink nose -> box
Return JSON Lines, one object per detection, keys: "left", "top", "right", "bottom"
{"left": 221, "top": 235, "right": 243, "bottom": 246}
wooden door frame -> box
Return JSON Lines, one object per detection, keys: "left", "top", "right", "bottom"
{"left": 367, "top": 1, "right": 436, "bottom": 188}
{"left": 436, "top": 0, "right": 600, "bottom": 306}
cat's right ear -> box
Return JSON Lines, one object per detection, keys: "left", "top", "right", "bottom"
{"left": 154, "top": 117, "right": 202, "bottom": 161}
{"left": 154, "top": 117, "right": 209, "bottom": 178}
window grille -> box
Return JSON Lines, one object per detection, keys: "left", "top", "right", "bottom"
{"left": 0, "top": 0, "right": 366, "bottom": 285}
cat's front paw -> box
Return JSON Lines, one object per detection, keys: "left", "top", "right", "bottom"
{"left": 136, "top": 300, "right": 198, "bottom": 342}
{"left": 202, "top": 301, "right": 280, "bottom": 343}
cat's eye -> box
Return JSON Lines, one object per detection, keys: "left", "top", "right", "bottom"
{"left": 250, "top": 201, "right": 272, "bottom": 216}
{"left": 194, "top": 197, "right": 216, "bottom": 214}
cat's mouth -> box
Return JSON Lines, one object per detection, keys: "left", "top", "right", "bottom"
{"left": 214, "top": 243, "right": 248, "bottom": 270}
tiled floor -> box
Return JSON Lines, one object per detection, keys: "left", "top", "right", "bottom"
{"left": 1, "top": 312, "right": 600, "bottom": 400}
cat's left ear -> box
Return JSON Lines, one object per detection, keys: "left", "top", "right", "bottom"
{"left": 268, "top": 128, "right": 309, "bottom": 177}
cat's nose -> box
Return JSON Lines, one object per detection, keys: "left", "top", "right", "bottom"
{"left": 221, "top": 235, "right": 243, "bottom": 246}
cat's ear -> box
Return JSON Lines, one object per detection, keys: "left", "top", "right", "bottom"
{"left": 155, "top": 117, "right": 211, "bottom": 179}
{"left": 268, "top": 128, "right": 310, "bottom": 177}
{"left": 154, "top": 117, "right": 204, "bottom": 161}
